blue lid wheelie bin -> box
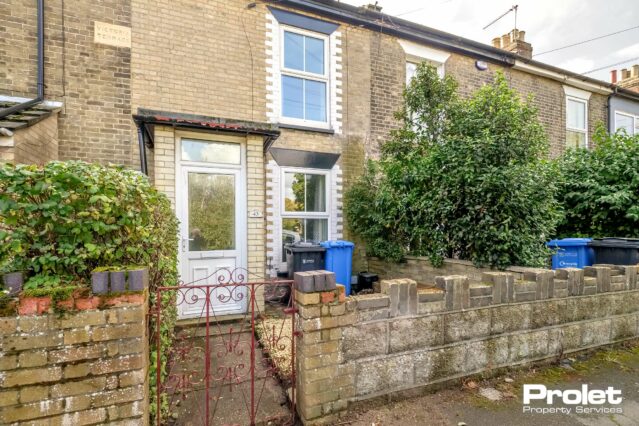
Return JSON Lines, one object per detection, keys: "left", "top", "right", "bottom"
{"left": 320, "top": 241, "right": 355, "bottom": 295}
{"left": 546, "top": 238, "right": 593, "bottom": 269}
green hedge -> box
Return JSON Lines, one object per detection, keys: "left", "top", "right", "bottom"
{"left": 0, "top": 161, "right": 178, "bottom": 420}
{"left": 557, "top": 128, "right": 639, "bottom": 238}
{"left": 345, "top": 66, "right": 560, "bottom": 268}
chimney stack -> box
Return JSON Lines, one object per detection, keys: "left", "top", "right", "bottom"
{"left": 363, "top": 2, "right": 382, "bottom": 12}
{"left": 613, "top": 64, "right": 639, "bottom": 93}
{"left": 492, "top": 29, "right": 533, "bottom": 59}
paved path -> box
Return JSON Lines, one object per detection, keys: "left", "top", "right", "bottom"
{"left": 344, "top": 343, "right": 639, "bottom": 426}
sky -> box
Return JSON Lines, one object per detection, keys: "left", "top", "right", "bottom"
{"left": 340, "top": 0, "right": 639, "bottom": 83}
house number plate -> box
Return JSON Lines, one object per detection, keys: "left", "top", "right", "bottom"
{"left": 249, "top": 209, "right": 263, "bottom": 218}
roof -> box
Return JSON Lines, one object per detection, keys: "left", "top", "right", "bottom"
{"left": 273, "top": 0, "right": 639, "bottom": 101}
{"left": 0, "top": 101, "right": 59, "bottom": 131}
{"left": 132, "top": 109, "right": 281, "bottom": 151}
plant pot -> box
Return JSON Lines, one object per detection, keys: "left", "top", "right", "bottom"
{"left": 91, "top": 271, "right": 109, "bottom": 294}
{"left": 3, "top": 272, "right": 23, "bottom": 296}
{"left": 128, "top": 268, "right": 148, "bottom": 291}
{"left": 110, "top": 271, "right": 126, "bottom": 293}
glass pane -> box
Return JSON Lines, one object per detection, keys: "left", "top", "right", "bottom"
{"left": 567, "top": 99, "right": 586, "bottom": 130}
{"left": 282, "top": 75, "right": 304, "bottom": 119}
{"left": 635, "top": 117, "right": 639, "bottom": 135}
{"left": 282, "top": 218, "right": 328, "bottom": 260}
{"left": 406, "top": 62, "right": 417, "bottom": 85}
{"left": 284, "top": 31, "right": 304, "bottom": 71}
{"left": 566, "top": 130, "right": 586, "bottom": 149}
{"left": 284, "top": 172, "right": 326, "bottom": 212}
{"left": 188, "top": 173, "right": 235, "bottom": 251}
{"left": 305, "top": 174, "right": 326, "bottom": 212}
{"left": 305, "top": 80, "right": 326, "bottom": 122}
{"left": 284, "top": 172, "right": 305, "bottom": 212}
{"left": 181, "top": 140, "right": 240, "bottom": 164}
{"left": 615, "top": 113, "right": 634, "bottom": 134}
{"left": 305, "top": 36, "right": 324, "bottom": 74}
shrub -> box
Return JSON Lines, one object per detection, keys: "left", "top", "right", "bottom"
{"left": 345, "top": 65, "right": 560, "bottom": 268}
{"left": 557, "top": 127, "right": 639, "bottom": 238}
{"left": 0, "top": 161, "right": 178, "bottom": 420}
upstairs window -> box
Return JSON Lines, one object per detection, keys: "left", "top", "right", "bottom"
{"left": 406, "top": 60, "right": 445, "bottom": 85}
{"left": 615, "top": 112, "right": 638, "bottom": 135}
{"left": 566, "top": 97, "right": 588, "bottom": 149}
{"left": 281, "top": 28, "right": 329, "bottom": 126}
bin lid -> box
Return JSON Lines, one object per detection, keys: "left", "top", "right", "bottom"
{"left": 590, "top": 238, "right": 639, "bottom": 248}
{"left": 546, "top": 238, "right": 591, "bottom": 247}
{"left": 320, "top": 240, "right": 355, "bottom": 248}
{"left": 285, "top": 243, "right": 326, "bottom": 253}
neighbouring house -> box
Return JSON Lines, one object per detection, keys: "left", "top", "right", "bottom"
{"left": 2, "top": 0, "right": 639, "bottom": 317}
{"left": 610, "top": 66, "right": 639, "bottom": 135}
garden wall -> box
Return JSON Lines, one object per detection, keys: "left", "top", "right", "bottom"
{"left": 0, "top": 295, "right": 149, "bottom": 425}
{"left": 294, "top": 266, "right": 639, "bottom": 425}
{"left": 368, "top": 255, "right": 538, "bottom": 284}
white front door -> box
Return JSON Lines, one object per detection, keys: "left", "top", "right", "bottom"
{"left": 177, "top": 138, "right": 247, "bottom": 318}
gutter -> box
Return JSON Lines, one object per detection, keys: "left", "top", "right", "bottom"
{"left": 0, "top": 0, "right": 44, "bottom": 119}
{"left": 273, "top": 0, "right": 514, "bottom": 66}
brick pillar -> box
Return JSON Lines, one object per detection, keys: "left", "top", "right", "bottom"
{"left": 435, "top": 275, "right": 470, "bottom": 310}
{"left": 524, "top": 270, "right": 555, "bottom": 299}
{"left": 585, "top": 266, "right": 611, "bottom": 293}
{"left": 294, "top": 271, "right": 355, "bottom": 425}
{"left": 380, "top": 278, "right": 417, "bottom": 316}
{"left": 555, "top": 268, "right": 584, "bottom": 296}
{"left": 482, "top": 272, "right": 514, "bottom": 304}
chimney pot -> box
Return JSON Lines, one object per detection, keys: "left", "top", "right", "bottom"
{"left": 501, "top": 34, "right": 510, "bottom": 47}
{"left": 363, "top": 2, "right": 382, "bottom": 12}
{"left": 492, "top": 37, "right": 501, "bottom": 48}
{"left": 621, "top": 68, "right": 630, "bottom": 79}
{"left": 611, "top": 70, "right": 618, "bottom": 84}
{"left": 518, "top": 30, "right": 526, "bottom": 42}
{"left": 632, "top": 64, "right": 639, "bottom": 78}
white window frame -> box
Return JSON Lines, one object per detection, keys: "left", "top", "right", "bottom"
{"left": 566, "top": 96, "right": 588, "bottom": 148}
{"left": 279, "top": 25, "right": 330, "bottom": 129}
{"left": 614, "top": 111, "right": 638, "bottom": 135}
{"left": 279, "top": 167, "right": 331, "bottom": 262}
{"left": 406, "top": 58, "right": 445, "bottom": 85}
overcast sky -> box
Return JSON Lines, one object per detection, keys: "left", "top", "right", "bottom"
{"left": 340, "top": 0, "right": 639, "bottom": 83}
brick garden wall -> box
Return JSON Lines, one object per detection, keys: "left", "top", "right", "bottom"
{"left": 294, "top": 266, "right": 639, "bottom": 424}
{"left": 0, "top": 297, "right": 149, "bottom": 425}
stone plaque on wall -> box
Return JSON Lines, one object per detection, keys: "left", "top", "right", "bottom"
{"left": 94, "top": 21, "right": 131, "bottom": 48}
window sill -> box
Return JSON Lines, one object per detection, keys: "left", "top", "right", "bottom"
{"left": 278, "top": 122, "right": 335, "bottom": 135}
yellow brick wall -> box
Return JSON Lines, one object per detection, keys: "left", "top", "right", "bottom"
{"left": 0, "top": 0, "right": 136, "bottom": 167}
{"left": 13, "top": 114, "right": 60, "bottom": 165}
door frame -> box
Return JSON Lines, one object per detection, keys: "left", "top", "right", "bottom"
{"left": 175, "top": 131, "right": 248, "bottom": 317}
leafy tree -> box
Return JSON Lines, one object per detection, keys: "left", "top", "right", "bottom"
{"left": 557, "top": 127, "right": 639, "bottom": 238}
{"left": 345, "top": 64, "right": 560, "bottom": 268}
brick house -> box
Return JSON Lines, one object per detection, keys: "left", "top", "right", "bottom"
{"left": 2, "top": 0, "right": 639, "bottom": 317}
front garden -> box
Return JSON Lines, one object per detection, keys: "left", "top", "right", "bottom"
{"left": 346, "top": 64, "right": 639, "bottom": 269}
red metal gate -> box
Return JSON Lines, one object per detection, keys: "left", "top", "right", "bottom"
{"left": 151, "top": 268, "right": 298, "bottom": 425}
